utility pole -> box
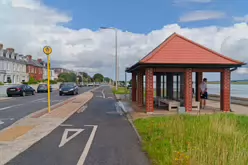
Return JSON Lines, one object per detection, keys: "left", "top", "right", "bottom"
{"left": 100, "top": 27, "right": 118, "bottom": 90}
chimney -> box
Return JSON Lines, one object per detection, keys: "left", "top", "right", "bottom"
{"left": 26, "top": 55, "right": 32, "bottom": 61}
{"left": 15, "top": 53, "right": 19, "bottom": 60}
{"left": 37, "top": 58, "right": 42, "bottom": 63}
{"left": 7, "top": 48, "right": 14, "bottom": 53}
{"left": 0, "top": 44, "right": 3, "bottom": 50}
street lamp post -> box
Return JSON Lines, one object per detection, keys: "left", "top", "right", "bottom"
{"left": 100, "top": 27, "right": 118, "bottom": 90}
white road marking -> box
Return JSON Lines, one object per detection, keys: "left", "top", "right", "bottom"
{"left": 107, "top": 97, "right": 113, "bottom": 99}
{"left": 30, "top": 98, "right": 46, "bottom": 102}
{"left": 0, "top": 104, "right": 23, "bottom": 111}
{"left": 0, "top": 118, "right": 14, "bottom": 121}
{"left": 0, "top": 120, "right": 4, "bottom": 125}
{"left": 59, "top": 128, "right": 84, "bottom": 148}
{"left": 77, "top": 125, "right": 98, "bottom": 165}
{"left": 60, "top": 124, "right": 73, "bottom": 127}
{"left": 77, "top": 105, "right": 88, "bottom": 113}
{"left": 101, "top": 89, "right": 105, "bottom": 98}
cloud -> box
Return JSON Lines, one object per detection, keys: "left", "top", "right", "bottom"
{"left": 0, "top": 0, "right": 248, "bottom": 81}
{"left": 233, "top": 15, "right": 248, "bottom": 23}
{"left": 179, "top": 10, "right": 226, "bottom": 22}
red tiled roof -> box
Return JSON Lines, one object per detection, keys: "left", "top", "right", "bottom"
{"left": 140, "top": 33, "right": 245, "bottom": 65}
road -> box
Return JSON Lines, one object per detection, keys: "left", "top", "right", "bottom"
{"left": 6, "top": 86, "right": 150, "bottom": 165}
{"left": 0, "top": 86, "right": 93, "bottom": 130}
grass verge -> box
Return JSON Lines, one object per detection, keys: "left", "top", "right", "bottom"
{"left": 134, "top": 114, "right": 248, "bottom": 165}
{"left": 112, "top": 87, "right": 130, "bottom": 94}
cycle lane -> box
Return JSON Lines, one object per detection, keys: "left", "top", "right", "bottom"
{"left": 5, "top": 86, "right": 150, "bottom": 165}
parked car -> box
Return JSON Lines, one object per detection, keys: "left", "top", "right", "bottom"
{"left": 59, "top": 83, "right": 78, "bottom": 96}
{"left": 59, "top": 82, "right": 76, "bottom": 89}
{"left": 37, "top": 84, "right": 52, "bottom": 93}
{"left": 6, "top": 85, "right": 35, "bottom": 97}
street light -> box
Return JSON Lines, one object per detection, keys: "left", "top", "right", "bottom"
{"left": 100, "top": 27, "right": 118, "bottom": 90}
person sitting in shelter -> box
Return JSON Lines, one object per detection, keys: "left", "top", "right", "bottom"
{"left": 199, "top": 78, "right": 208, "bottom": 109}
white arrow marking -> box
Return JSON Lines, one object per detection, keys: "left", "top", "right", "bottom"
{"left": 101, "top": 89, "right": 105, "bottom": 98}
{"left": 58, "top": 129, "right": 84, "bottom": 148}
{"left": 77, "top": 125, "right": 98, "bottom": 165}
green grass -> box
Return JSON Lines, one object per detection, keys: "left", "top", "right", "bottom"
{"left": 112, "top": 87, "right": 130, "bottom": 94}
{"left": 0, "top": 82, "right": 4, "bottom": 85}
{"left": 134, "top": 114, "right": 248, "bottom": 165}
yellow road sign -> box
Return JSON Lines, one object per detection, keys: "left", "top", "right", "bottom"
{"left": 43, "top": 46, "right": 52, "bottom": 113}
{"left": 43, "top": 46, "right": 52, "bottom": 55}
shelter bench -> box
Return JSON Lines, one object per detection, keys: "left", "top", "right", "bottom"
{"left": 192, "top": 101, "right": 200, "bottom": 111}
{"left": 158, "top": 98, "right": 180, "bottom": 111}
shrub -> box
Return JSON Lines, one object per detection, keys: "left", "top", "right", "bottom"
{"left": 50, "top": 80, "right": 57, "bottom": 84}
{"left": 28, "top": 77, "right": 38, "bottom": 84}
{"left": 0, "top": 82, "right": 4, "bottom": 85}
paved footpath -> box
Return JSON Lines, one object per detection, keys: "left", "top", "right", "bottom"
{"left": 6, "top": 86, "right": 150, "bottom": 165}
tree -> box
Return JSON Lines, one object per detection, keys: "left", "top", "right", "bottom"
{"left": 93, "top": 73, "right": 104, "bottom": 82}
{"left": 104, "top": 77, "right": 111, "bottom": 83}
{"left": 77, "top": 75, "right": 83, "bottom": 83}
{"left": 58, "top": 73, "right": 77, "bottom": 82}
{"left": 129, "top": 79, "right": 132, "bottom": 86}
{"left": 79, "top": 72, "right": 92, "bottom": 83}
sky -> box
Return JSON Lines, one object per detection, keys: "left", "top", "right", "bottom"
{"left": 0, "top": 0, "right": 248, "bottom": 81}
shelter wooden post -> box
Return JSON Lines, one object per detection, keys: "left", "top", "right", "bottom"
{"left": 131, "top": 72, "right": 137, "bottom": 102}
{"left": 137, "top": 72, "right": 144, "bottom": 106}
{"left": 176, "top": 74, "right": 179, "bottom": 100}
{"left": 220, "top": 69, "right": 231, "bottom": 112}
{"left": 156, "top": 74, "right": 161, "bottom": 97}
{"left": 185, "top": 68, "right": 193, "bottom": 112}
{"left": 166, "top": 73, "right": 173, "bottom": 99}
{"left": 180, "top": 73, "right": 185, "bottom": 100}
{"left": 146, "top": 68, "right": 154, "bottom": 113}
{"left": 195, "top": 72, "right": 203, "bottom": 104}
{"left": 162, "top": 75, "right": 165, "bottom": 98}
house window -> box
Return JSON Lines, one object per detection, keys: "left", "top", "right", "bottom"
{"left": 9, "top": 54, "right": 11, "bottom": 58}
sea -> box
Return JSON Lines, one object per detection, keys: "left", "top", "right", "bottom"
{"left": 152, "top": 83, "right": 248, "bottom": 99}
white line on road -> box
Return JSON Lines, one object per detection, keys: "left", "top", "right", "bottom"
{"left": 77, "top": 125, "right": 98, "bottom": 165}
{"left": 0, "top": 120, "right": 4, "bottom": 125}
{"left": 101, "top": 89, "right": 105, "bottom": 98}
{"left": 59, "top": 128, "right": 84, "bottom": 148}
{"left": 0, "top": 118, "right": 14, "bottom": 121}
{"left": 60, "top": 124, "right": 73, "bottom": 127}
{"left": 0, "top": 104, "right": 23, "bottom": 111}
{"left": 30, "top": 98, "right": 46, "bottom": 102}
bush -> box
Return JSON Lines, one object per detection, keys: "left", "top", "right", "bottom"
{"left": 28, "top": 77, "right": 38, "bottom": 84}
{"left": 0, "top": 82, "right": 4, "bottom": 85}
{"left": 50, "top": 80, "right": 57, "bottom": 84}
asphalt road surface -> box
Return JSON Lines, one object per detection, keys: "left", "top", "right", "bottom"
{"left": 0, "top": 86, "right": 93, "bottom": 130}
{"left": 6, "top": 86, "right": 150, "bottom": 165}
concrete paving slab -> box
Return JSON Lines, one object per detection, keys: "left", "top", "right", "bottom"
{"left": 0, "top": 126, "right": 35, "bottom": 142}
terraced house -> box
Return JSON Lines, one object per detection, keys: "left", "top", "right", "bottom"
{"left": 0, "top": 44, "right": 28, "bottom": 84}
{"left": 25, "top": 55, "right": 44, "bottom": 81}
